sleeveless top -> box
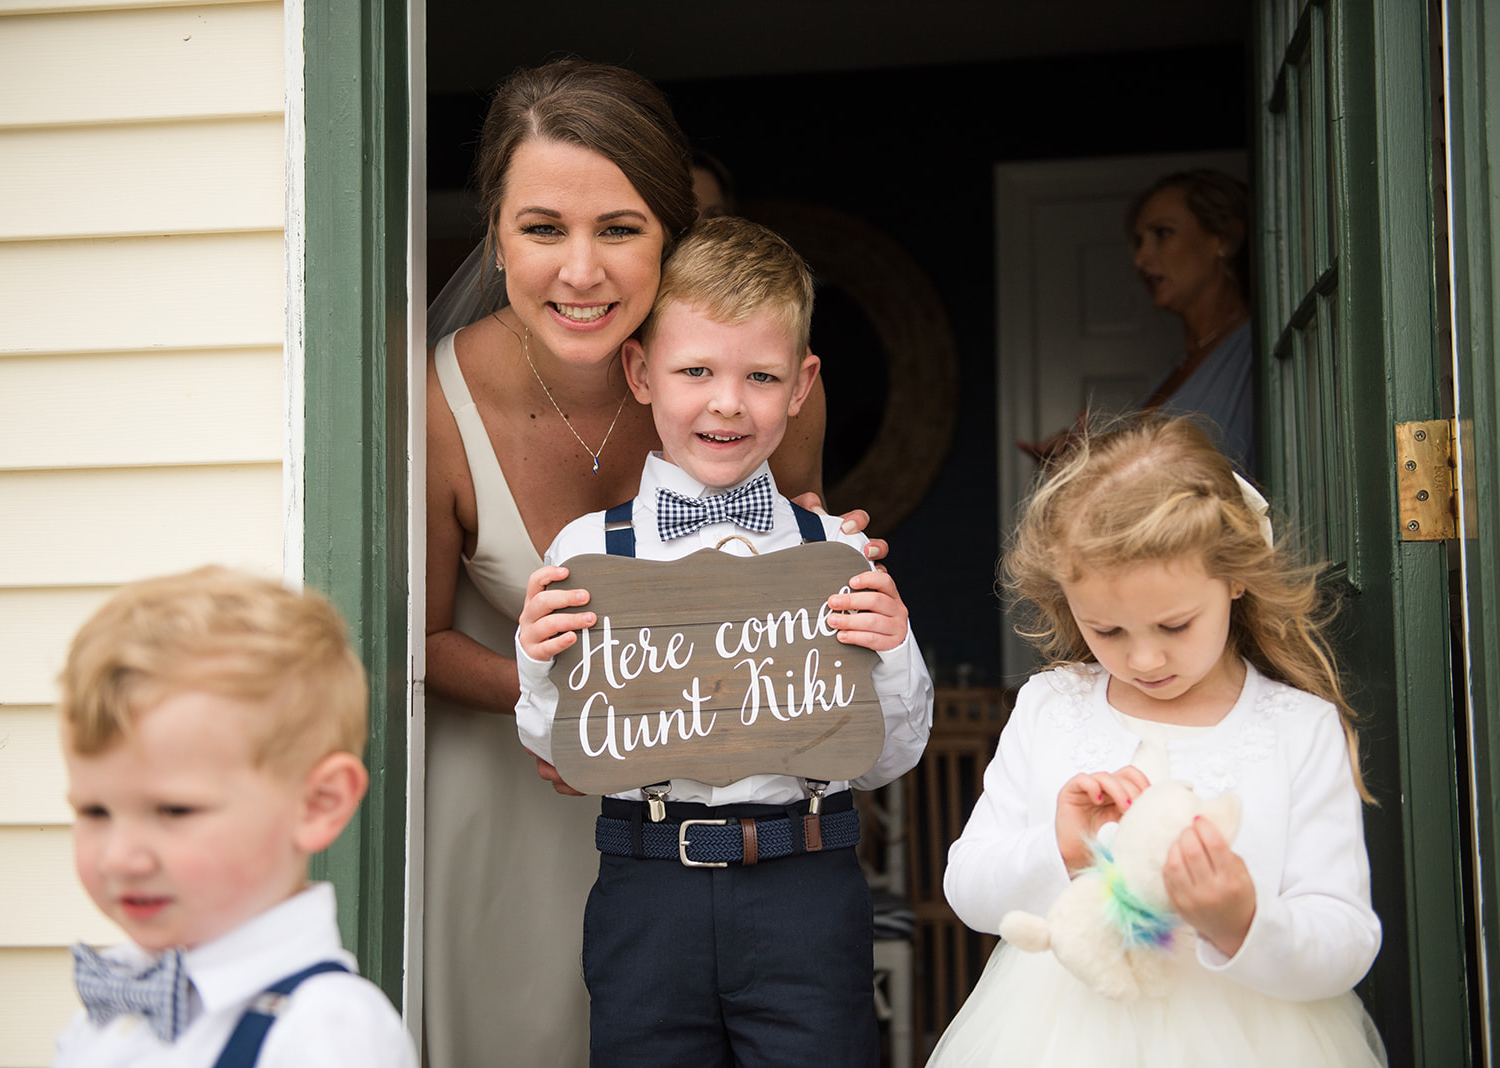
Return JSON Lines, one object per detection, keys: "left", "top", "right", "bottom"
{"left": 424, "top": 331, "right": 594, "bottom": 1068}
{"left": 433, "top": 330, "right": 539, "bottom": 631}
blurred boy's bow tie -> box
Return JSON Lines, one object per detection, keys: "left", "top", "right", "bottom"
{"left": 72, "top": 943, "right": 193, "bottom": 1043}
{"left": 656, "top": 475, "right": 775, "bottom": 540}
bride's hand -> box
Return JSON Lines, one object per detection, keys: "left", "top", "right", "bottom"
{"left": 533, "top": 754, "right": 585, "bottom": 797}
{"left": 788, "top": 495, "right": 889, "bottom": 567}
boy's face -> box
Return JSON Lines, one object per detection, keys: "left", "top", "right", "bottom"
{"left": 623, "top": 301, "right": 819, "bottom": 490}
{"left": 65, "top": 690, "right": 313, "bottom": 952}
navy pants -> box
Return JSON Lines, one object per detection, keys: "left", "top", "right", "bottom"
{"left": 582, "top": 835, "right": 878, "bottom": 1067}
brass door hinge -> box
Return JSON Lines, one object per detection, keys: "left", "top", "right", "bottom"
{"left": 1395, "top": 418, "right": 1457, "bottom": 541}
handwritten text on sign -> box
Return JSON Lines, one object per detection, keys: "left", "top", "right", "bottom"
{"left": 549, "top": 542, "right": 883, "bottom": 794}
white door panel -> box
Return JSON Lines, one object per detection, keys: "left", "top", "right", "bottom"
{"left": 995, "top": 150, "right": 1247, "bottom": 680}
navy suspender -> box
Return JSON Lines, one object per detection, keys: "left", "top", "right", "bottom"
{"left": 602, "top": 498, "right": 826, "bottom": 558}
{"left": 212, "top": 961, "right": 351, "bottom": 1068}
{"left": 790, "top": 502, "right": 826, "bottom": 544}
{"left": 603, "top": 500, "right": 636, "bottom": 558}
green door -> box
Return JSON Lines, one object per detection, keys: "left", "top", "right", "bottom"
{"left": 300, "top": 0, "right": 412, "bottom": 1009}
{"left": 1442, "top": 1, "right": 1500, "bottom": 1061}
{"left": 1253, "top": 1, "right": 1468, "bottom": 1062}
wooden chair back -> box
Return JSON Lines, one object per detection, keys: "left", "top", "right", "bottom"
{"left": 903, "top": 686, "right": 1013, "bottom": 1062}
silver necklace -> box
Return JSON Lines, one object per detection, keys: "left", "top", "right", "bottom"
{"left": 1191, "top": 311, "right": 1247, "bottom": 355}
{"left": 521, "top": 327, "right": 629, "bottom": 475}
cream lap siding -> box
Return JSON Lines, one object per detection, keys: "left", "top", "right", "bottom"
{"left": 0, "top": 1, "right": 286, "bottom": 1062}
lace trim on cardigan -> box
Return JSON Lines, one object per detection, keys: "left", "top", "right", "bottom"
{"left": 1183, "top": 678, "right": 1292, "bottom": 796}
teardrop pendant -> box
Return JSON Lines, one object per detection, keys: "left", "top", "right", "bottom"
{"left": 520, "top": 327, "right": 628, "bottom": 476}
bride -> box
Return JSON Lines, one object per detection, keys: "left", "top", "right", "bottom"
{"left": 422, "top": 58, "right": 867, "bottom": 1066}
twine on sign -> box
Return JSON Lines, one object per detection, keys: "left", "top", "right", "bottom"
{"left": 714, "top": 535, "right": 760, "bottom": 555}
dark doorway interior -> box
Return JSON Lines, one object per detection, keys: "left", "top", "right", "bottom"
{"left": 425, "top": 14, "right": 1250, "bottom": 687}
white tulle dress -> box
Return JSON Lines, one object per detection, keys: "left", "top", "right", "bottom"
{"left": 927, "top": 932, "right": 1385, "bottom": 1066}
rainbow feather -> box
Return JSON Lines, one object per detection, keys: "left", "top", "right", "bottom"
{"left": 1087, "top": 840, "right": 1179, "bottom": 951}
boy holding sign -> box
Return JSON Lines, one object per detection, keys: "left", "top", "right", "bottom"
{"left": 515, "top": 215, "right": 933, "bottom": 1066}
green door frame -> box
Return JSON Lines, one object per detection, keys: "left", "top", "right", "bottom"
{"left": 1443, "top": 0, "right": 1500, "bottom": 1058}
{"left": 1253, "top": 1, "right": 1468, "bottom": 1061}
{"left": 301, "top": 0, "right": 411, "bottom": 1007}
{"left": 1363, "top": 1, "right": 1470, "bottom": 1058}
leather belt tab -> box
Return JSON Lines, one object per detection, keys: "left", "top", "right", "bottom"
{"left": 739, "top": 818, "right": 759, "bottom": 865}
{"left": 803, "top": 813, "right": 823, "bottom": 852}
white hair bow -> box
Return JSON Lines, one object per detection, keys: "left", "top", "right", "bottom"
{"left": 1234, "top": 472, "right": 1274, "bottom": 549}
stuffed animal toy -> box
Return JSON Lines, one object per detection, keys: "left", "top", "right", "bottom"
{"left": 998, "top": 781, "right": 1242, "bottom": 1000}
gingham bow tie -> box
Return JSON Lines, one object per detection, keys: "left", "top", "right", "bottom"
{"left": 72, "top": 943, "right": 193, "bottom": 1043}
{"left": 656, "top": 474, "right": 775, "bottom": 541}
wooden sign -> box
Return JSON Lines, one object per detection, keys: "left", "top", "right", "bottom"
{"left": 548, "top": 542, "right": 884, "bottom": 795}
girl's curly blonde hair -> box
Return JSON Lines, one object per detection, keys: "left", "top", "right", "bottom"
{"left": 1004, "top": 414, "right": 1369, "bottom": 800}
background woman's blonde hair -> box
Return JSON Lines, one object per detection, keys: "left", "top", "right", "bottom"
{"left": 59, "top": 566, "right": 368, "bottom": 776}
{"left": 642, "top": 216, "right": 815, "bottom": 357}
{"left": 1005, "top": 414, "right": 1370, "bottom": 800}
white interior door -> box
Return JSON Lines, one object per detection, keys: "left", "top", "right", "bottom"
{"left": 994, "top": 149, "right": 1247, "bottom": 681}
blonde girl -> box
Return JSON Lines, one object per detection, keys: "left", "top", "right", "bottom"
{"left": 930, "top": 415, "right": 1385, "bottom": 1067}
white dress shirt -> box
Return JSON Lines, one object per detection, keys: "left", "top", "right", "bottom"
{"left": 515, "top": 454, "right": 934, "bottom": 806}
{"left": 942, "top": 661, "right": 1382, "bottom": 1002}
{"left": 53, "top": 883, "right": 417, "bottom": 1068}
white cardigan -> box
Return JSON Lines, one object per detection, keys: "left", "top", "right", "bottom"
{"left": 943, "top": 661, "right": 1381, "bottom": 1002}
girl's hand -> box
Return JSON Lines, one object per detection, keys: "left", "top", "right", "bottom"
{"left": 516, "top": 565, "right": 595, "bottom": 663}
{"left": 1164, "top": 817, "right": 1257, "bottom": 957}
{"left": 1055, "top": 766, "right": 1151, "bottom": 875}
{"left": 825, "top": 569, "right": 909, "bottom": 652}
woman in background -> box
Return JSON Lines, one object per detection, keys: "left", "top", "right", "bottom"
{"left": 1127, "top": 169, "right": 1254, "bottom": 474}
{"left": 690, "top": 147, "right": 736, "bottom": 218}
{"left": 1021, "top": 169, "right": 1254, "bottom": 474}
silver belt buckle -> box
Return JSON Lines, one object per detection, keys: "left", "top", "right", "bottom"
{"left": 677, "top": 818, "right": 730, "bottom": 867}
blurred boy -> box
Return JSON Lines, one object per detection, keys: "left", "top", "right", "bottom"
{"left": 54, "top": 567, "right": 416, "bottom": 1067}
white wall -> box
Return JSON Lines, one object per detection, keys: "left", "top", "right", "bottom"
{"left": 0, "top": 1, "right": 287, "bottom": 1061}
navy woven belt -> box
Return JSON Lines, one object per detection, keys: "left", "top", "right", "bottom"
{"left": 596, "top": 808, "right": 860, "bottom": 867}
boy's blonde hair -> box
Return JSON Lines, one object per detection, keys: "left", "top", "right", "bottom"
{"left": 59, "top": 566, "right": 368, "bottom": 776}
{"left": 1005, "top": 414, "right": 1370, "bottom": 800}
{"left": 640, "top": 216, "right": 814, "bottom": 357}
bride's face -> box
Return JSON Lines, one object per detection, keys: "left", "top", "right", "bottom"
{"left": 493, "top": 138, "right": 666, "bottom": 366}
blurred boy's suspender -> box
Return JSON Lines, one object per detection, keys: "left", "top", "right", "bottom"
{"left": 212, "top": 961, "right": 351, "bottom": 1068}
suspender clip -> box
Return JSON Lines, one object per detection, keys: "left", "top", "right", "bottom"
{"left": 803, "top": 779, "right": 828, "bottom": 851}
{"left": 805, "top": 780, "right": 827, "bottom": 815}
{"left": 643, "top": 783, "right": 671, "bottom": 823}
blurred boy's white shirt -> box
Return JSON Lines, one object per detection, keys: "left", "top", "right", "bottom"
{"left": 54, "top": 883, "right": 416, "bottom": 1068}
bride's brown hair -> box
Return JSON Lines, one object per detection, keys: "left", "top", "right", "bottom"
{"left": 475, "top": 58, "right": 698, "bottom": 266}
